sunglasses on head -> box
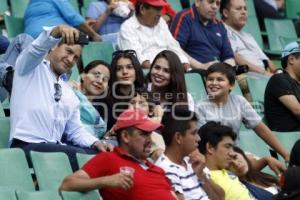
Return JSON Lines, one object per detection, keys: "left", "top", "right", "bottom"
{"left": 112, "top": 50, "right": 137, "bottom": 58}
{"left": 54, "top": 83, "right": 62, "bottom": 102}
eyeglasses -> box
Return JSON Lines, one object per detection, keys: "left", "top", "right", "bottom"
{"left": 90, "top": 72, "right": 109, "bottom": 82}
{"left": 112, "top": 50, "right": 137, "bottom": 58}
{"left": 54, "top": 83, "right": 62, "bottom": 102}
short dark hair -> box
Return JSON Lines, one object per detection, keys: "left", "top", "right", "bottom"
{"left": 81, "top": 60, "right": 111, "bottom": 83}
{"left": 161, "top": 107, "right": 198, "bottom": 146}
{"left": 135, "top": 2, "right": 162, "bottom": 16}
{"left": 198, "top": 121, "right": 237, "bottom": 154}
{"left": 206, "top": 62, "right": 236, "bottom": 85}
{"left": 220, "top": 0, "right": 231, "bottom": 20}
{"left": 115, "top": 126, "right": 136, "bottom": 144}
{"left": 281, "top": 52, "right": 300, "bottom": 69}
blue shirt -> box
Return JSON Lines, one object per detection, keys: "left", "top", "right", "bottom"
{"left": 10, "top": 27, "right": 98, "bottom": 148}
{"left": 24, "top": 0, "right": 84, "bottom": 38}
{"left": 170, "top": 5, "right": 234, "bottom": 63}
{"left": 86, "top": 1, "right": 126, "bottom": 35}
{"left": 74, "top": 90, "right": 107, "bottom": 139}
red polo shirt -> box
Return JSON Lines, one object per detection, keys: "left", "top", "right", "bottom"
{"left": 82, "top": 147, "right": 176, "bottom": 200}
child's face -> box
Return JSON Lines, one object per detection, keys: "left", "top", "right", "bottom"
{"left": 206, "top": 72, "right": 233, "bottom": 100}
{"left": 129, "top": 94, "right": 150, "bottom": 114}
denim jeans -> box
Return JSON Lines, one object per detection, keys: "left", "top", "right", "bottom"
{"left": 0, "top": 34, "right": 33, "bottom": 101}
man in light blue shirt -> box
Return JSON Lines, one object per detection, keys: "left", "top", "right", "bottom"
{"left": 9, "top": 25, "right": 112, "bottom": 171}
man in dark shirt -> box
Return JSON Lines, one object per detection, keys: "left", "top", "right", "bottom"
{"left": 265, "top": 41, "right": 300, "bottom": 132}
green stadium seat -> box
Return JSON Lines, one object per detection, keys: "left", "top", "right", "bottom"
{"left": 185, "top": 73, "right": 207, "bottom": 102}
{"left": 273, "top": 131, "right": 300, "bottom": 153}
{"left": 61, "top": 191, "right": 103, "bottom": 200}
{"left": 0, "top": 0, "right": 9, "bottom": 16}
{"left": 76, "top": 153, "right": 95, "bottom": 168}
{"left": 83, "top": 0, "right": 97, "bottom": 8}
{"left": 0, "top": 187, "right": 17, "bottom": 200}
{"left": 243, "top": 16, "right": 263, "bottom": 49}
{"left": 246, "top": 77, "right": 269, "bottom": 117}
{"left": 285, "top": 0, "right": 300, "bottom": 19}
{"left": 69, "top": 0, "right": 80, "bottom": 13}
{"left": 10, "top": 0, "right": 29, "bottom": 18}
{"left": 0, "top": 148, "right": 35, "bottom": 191}
{"left": 0, "top": 102, "right": 5, "bottom": 117}
{"left": 82, "top": 42, "right": 114, "bottom": 67}
{"left": 30, "top": 151, "right": 73, "bottom": 190}
{"left": 16, "top": 190, "right": 62, "bottom": 200}
{"left": 4, "top": 15, "right": 24, "bottom": 39}
{"left": 264, "top": 19, "right": 298, "bottom": 55}
{"left": 69, "top": 65, "right": 80, "bottom": 81}
{"left": 167, "top": 0, "right": 182, "bottom": 12}
{"left": 231, "top": 82, "right": 243, "bottom": 96}
{"left": 245, "top": 0, "right": 256, "bottom": 17}
{"left": 0, "top": 117, "right": 10, "bottom": 148}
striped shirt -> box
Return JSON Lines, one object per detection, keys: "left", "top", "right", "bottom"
{"left": 156, "top": 154, "right": 210, "bottom": 200}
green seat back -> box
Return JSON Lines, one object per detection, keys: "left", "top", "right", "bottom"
{"left": 61, "top": 191, "right": 103, "bottom": 200}
{"left": 0, "top": 187, "right": 17, "bottom": 200}
{"left": 167, "top": 0, "right": 182, "bottom": 12}
{"left": 264, "top": 19, "right": 298, "bottom": 52}
{"left": 83, "top": 0, "right": 97, "bottom": 8}
{"left": 16, "top": 190, "right": 61, "bottom": 200}
{"left": 30, "top": 151, "right": 73, "bottom": 190}
{"left": 10, "top": 0, "right": 29, "bottom": 18}
{"left": 243, "top": 16, "right": 263, "bottom": 49}
{"left": 185, "top": 73, "right": 207, "bottom": 102}
{"left": 69, "top": 65, "right": 80, "bottom": 81}
{"left": 0, "top": 117, "right": 10, "bottom": 148}
{"left": 76, "top": 153, "right": 95, "bottom": 168}
{"left": 239, "top": 130, "right": 271, "bottom": 158}
{"left": 82, "top": 42, "right": 114, "bottom": 67}
{"left": 0, "top": 149, "right": 35, "bottom": 191}
{"left": 231, "top": 83, "right": 243, "bottom": 96}
{"left": 4, "top": 15, "right": 24, "bottom": 39}
{"left": 0, "top": 102, "right": 5, "bottom": 117}
{"left": 0, "top": 0, "right": 8, "bottom": 16}
{"left": 69, "top": 0, "right": 80, "bottom": 13}
{"left": 285, "top": 0, "right": 300, "bottom": 19}
{"left": 273, "top": 131, "right": 300, "bottom": 153}
{"left": 245, "top": 0, "right": 256, "bottom": 17}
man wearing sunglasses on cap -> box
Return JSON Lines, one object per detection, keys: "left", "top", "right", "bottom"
{"left": 9, "top": 25, "right": 113, "bottom": 172}
{"left": 265, "top": 42, "right": 300, "bottom": 132}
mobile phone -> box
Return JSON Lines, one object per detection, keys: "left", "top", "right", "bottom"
{"left": 75, "top": 32, "right": 89, "bottom": 45}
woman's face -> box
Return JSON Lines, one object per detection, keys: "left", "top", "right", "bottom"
{"left": 150, "top": 57, "right": 171, "bottom": 88}
{"left": 128, "top": 94, "right": 150, "bottom": 114}
{"left": 228, "top": 152, "right": 249, "bottom": 177}
{"left": 115, "top": 57, "right": 136, "bottom": 85}
{"left": 82, "top": 64, "right": 110, "bottom": 96}
{"left": 206, "top": 72, "right": 233, "bottom": 100}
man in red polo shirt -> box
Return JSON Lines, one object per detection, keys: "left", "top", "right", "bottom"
{"left": 60, "top": 109, "right": 177, "bottom": 200}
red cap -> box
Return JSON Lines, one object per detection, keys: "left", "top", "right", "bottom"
{"left": 113, "top": 109, "right": 163, "bottom": 132}
{"left": 138, "top": 0, "right": 168, "bottom": 7}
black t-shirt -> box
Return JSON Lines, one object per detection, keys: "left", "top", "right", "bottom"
{"left": 264, "top": 72, "right": 300, "bottom": 132}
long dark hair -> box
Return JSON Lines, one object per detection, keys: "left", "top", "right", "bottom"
{"left": 233, "top": 146, "right": 279, "bottom": 187}
{"left": 146, "top": 50, "right": 188, "bottom": 105}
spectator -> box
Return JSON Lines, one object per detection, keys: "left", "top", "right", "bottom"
{"left": 220, "top": 0, "right": 277, "bottom": 75}
{"left": 264, "top": 42, "right": 300, "bottom": 132}
{"left": 105, "top": 49, "right": 145, "bottom": 130}
{"left": 156, "top": 108, "right": 225, "bottom": 200}
{"left": 0, "top": 34, "right": 34, "bottom": 101}
{"left": 86, "top": 0, "right": 134, "bottom": 47}
{"left": 196, "top": 63, "right": 289, "bottom": 161}
{"left": 290, "top": 139, "right": 300, "bottom": 167}
{"left": 73, "top": 60, "right": 111, "bottom": 139}
{"left": 0, "top": 35, "right": 9, "bottom": 55}
{"left": 9, "top": 25, "right": 112, "bottom": 171}
{"left": 60, "top": 109, "right": 178, "bottom": 200}
{"left": 24, "top": 0, "right": 101, "bottom": 41}
{"left": 229, "top": 146, "right": 280, "bottom": 200}
{"left": 170, "top": 0, "right": 235, "bottom": 71}
{"left": 146, "top": 50, "right": 194, "bottom": 111}
{"left": 118, "top": 0, "right": 190, "bottom": 69}
{"left": 198, "top": 121, "right": 255, "bottom": 200}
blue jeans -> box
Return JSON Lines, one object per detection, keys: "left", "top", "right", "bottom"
{"left": 0, "top": 35, "right": 9, "bottom": 55}
{"left": 0, "top": 34, "right": 33, "bottom": 101}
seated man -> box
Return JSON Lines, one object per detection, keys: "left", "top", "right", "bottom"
{"left": 198, "top": 121, "right": 256, "bottom": 200}
{"left": 60, "top": 109, "right": 178, "bottom": 200}
{"left": 156, "top": 108, "right": 225, "bottom": 200}
{"left": 9, "top": 25, "right": 111, "bottom": 171}
{"left": 265, "top": 42, "right": 300, "bottom": 132}
{"left": 118, "top": 0, "right": 190, "bottom": 69}
{"left": 170, "top": 0, "right": 236, "bottom": 70}
{"left": 220, "top": 0, "right": 277, "bottom": 76}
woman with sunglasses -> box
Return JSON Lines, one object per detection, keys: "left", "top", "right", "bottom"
{"left": 72, "top": 60, "right": 111, "bottom": 139}
{"left": 106, "top": 49, "right": 145, "bottom": 130}
{"left": 146, "top": 50, "right": 194, "bottom": 111}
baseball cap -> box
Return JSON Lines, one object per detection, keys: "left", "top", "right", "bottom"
{"left": 281, "top": 41, "right": 300, "bottom": 58}
{"left": 138, "top": 0, "right": 168, "bottom": 7}
{"left": 274, "top": 166, "right": 300, "bottom": 200}
{"left": 113, "top": 109, "right": 163, "bottom": 132}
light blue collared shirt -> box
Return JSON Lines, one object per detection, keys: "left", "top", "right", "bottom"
{"left": 10, "top": 27, "right": 98, "bottom": 147}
